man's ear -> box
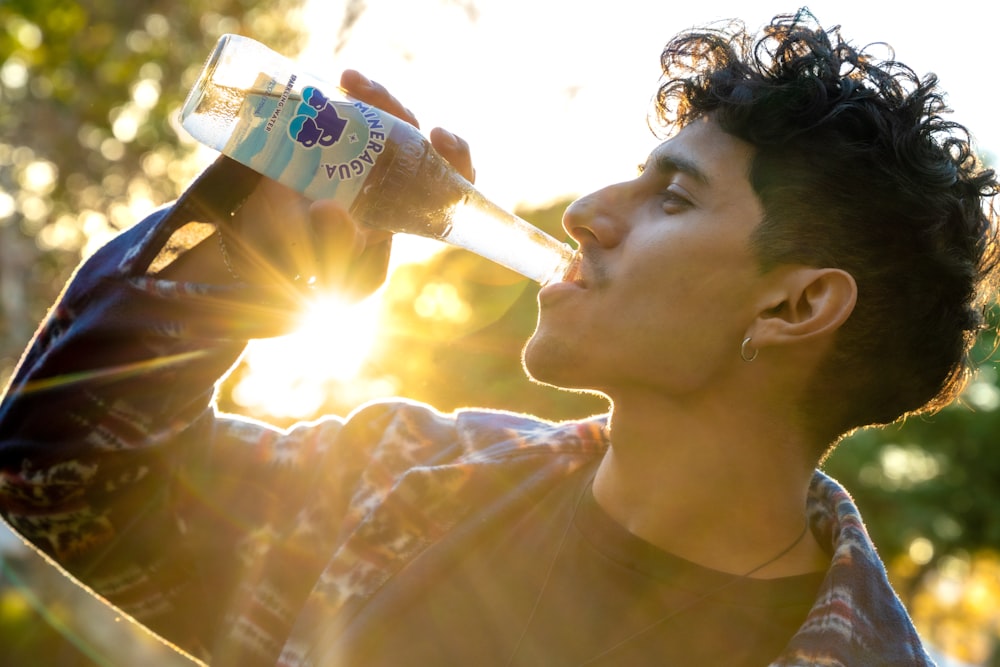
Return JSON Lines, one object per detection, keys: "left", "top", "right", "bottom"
{"left": 750, "top": 267, "right": 857, "bottom": 346}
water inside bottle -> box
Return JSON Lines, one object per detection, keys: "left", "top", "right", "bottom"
{"left": 442, "top": 192, "right": 580, "bottom": 286}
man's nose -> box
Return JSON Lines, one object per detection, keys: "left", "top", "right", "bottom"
{"left": 562, "top": 183, "right": 629, "bottom": 249}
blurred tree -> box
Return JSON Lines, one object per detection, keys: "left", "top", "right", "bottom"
{"left": 0, "top": 0, "right": 305, "bottom": 386}
{"left": 823, "top": 306, "right": 1000, "bottom": 663}
{"left": 0, "top": 0, "right": 307, "bottom": 664}
{"left": 824, "top": 308, "right": 1000, "bottom": 570}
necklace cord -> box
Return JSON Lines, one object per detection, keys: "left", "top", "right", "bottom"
{"left": 577, "top": 519, "right": 811, "bottom": 666}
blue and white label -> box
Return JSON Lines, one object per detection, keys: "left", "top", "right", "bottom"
{"left": 223, "top": 74, "right": 399, "bottom": 204}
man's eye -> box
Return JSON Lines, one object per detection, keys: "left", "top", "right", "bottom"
{"left": 661, "top": 187, "right": 692, "bottom": 212}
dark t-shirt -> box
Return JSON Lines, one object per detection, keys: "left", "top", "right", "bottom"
{"left": 337, "top": 465, "right": 825, "bottom": 666}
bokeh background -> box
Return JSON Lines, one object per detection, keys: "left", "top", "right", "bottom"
{"left": 1, "top": 0, "right": 998, "bottom": 664}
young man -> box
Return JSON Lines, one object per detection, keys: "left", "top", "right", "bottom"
{"left": 0, "top": 9, "right": 996, "bottom": 666}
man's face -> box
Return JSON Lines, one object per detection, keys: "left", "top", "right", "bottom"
{"left": 524, "top": 116, "right": 770, "bottom": 401}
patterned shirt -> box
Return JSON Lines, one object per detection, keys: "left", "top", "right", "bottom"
{"left": 0, "top": 164, "right": 936, "bottom": 666}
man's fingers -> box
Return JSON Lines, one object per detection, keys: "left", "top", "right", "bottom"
{"left": 339, "top": 71, "right": 477, "bottom": 184}
{"left": 430, "top": 127, "right": 476, "bottom": 183}
{"left": 340, "top": 69, "right": 419, "bottom": 128}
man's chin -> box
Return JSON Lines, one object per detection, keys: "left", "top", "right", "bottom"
{"left": 520, "top": 335, "right": 558, "bottom": 385}
{"left": 522, "top": 336, "right": 590, "bottom": 392}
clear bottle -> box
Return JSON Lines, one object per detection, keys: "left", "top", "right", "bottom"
{"left": 180, "top": 34, "right": 578, "bottom": 286}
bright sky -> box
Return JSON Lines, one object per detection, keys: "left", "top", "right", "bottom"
{"left": 300, "top": 0, "right": 999, "bottom": 212}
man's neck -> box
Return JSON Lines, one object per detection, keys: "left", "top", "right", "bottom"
{"left": 590, "top": 391, "right": 830, "bottom": 578}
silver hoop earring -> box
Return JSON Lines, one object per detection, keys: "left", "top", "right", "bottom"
{"left": 740, "top": 336, "right": 758, "bottom": 362}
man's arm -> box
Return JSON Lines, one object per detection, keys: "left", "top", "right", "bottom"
{"left": 0, "top": 69, "right": 476, "bottom": 661}
{"left": 0, "top": 159, "right": 308, "bottom": 652}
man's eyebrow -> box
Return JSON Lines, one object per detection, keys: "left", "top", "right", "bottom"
{"left": 644, "top": 150, "right": 711, "bottom": 186}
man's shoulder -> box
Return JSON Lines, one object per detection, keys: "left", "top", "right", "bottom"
{"left": 343, "top": 399, "right": 610, "bottom": 465}
{"left": 788, "top": 471, "right": 936, "bottom": 666}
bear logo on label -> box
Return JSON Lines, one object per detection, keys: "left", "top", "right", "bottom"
{"left": 288, "top": 86, "right": 348, "bottom": 148}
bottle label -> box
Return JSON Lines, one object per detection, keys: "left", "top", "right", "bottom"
{"left": 222, "top": 73, "right": 401, "bottom": 204}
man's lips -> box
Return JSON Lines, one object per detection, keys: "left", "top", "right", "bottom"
{"left": 539, "top": 255, "right": 588, "bottom": 304}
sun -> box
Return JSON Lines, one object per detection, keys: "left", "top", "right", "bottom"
{"left": 229, "top": 292, "right": 384, "bottom": 420}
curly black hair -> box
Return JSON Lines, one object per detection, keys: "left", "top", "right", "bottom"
{"left": 654, "top": 9, "right": 999, "bottom": 441}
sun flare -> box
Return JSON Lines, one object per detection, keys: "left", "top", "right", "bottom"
{"left": 230, "top": 293, "right": 384, "bottom": 419}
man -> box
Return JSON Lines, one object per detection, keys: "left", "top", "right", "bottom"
{"left": 0, "top": 9, "right": 996, "bottom": 666}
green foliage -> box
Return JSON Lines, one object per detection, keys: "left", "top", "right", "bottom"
{"left": 824, "top": 306, "right": 1000, "bottom": 566}
{"left": 0, "top": 0, "right": 306, "bottom": 382}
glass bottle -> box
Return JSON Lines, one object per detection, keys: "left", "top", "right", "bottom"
{"left": 180, "top": 34, "right": 578, "bottom": 286}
